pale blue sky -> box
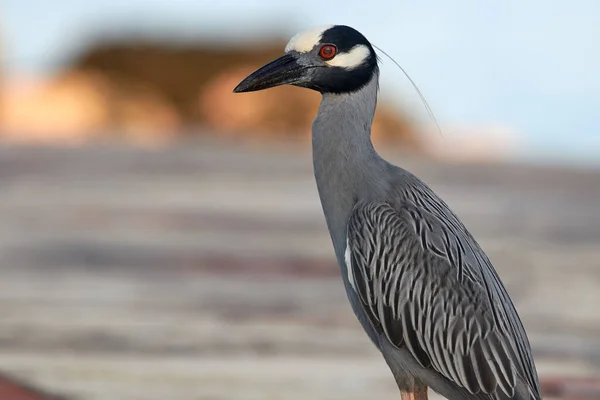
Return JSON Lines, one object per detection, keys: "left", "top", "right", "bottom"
{"left": 3, "top": 0, "right": 599, "bottom": 165}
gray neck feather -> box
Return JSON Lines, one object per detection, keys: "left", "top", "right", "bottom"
{"left": 312, "top": 72, "right": 388, "bottom": 259}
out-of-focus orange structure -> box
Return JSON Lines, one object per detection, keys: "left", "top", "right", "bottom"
{"left": 0, "top": 40, "right": 419, "bottom": 149}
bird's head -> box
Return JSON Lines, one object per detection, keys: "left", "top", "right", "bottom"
{"left": 233, "top": 25, "right": 378, "bottom": 95}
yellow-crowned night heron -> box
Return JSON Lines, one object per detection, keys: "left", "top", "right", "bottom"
{"left": 233, "top": 25, "right": 541, "bottom": 400}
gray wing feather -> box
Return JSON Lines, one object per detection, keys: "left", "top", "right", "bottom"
{"left": 347, "top": 200, "right": 541, "bottom": 399}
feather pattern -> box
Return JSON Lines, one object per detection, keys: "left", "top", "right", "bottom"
{"left": 237, "top": 24, "right": 541, "bottom": 400}
{"left": 346, "top": 185, "right": 541, "bottom": 399}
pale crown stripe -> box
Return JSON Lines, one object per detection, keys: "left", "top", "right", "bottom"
{"left": 285, "top": 25, "right": 333, "bottom": 53}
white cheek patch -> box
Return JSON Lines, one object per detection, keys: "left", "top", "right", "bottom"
{"left": 285, "top": 25, "right": 333, "bottom": 53}
{"left": 327, "top": 44, "right": 370, "bottom": 69}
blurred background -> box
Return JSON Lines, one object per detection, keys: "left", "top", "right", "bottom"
{"left": 0, "top": 1, "right": 599, "bottom": 399}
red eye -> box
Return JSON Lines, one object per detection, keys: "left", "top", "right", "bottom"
{"left": 319, "top": 44, "right": 337, "bottom": 60}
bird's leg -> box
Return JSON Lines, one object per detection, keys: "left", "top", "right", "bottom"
{"left": 400, "top": 379, "right": 428, "bottom": 400}
{"left": 400, "top": 389, "right": 428, "bottom": 400}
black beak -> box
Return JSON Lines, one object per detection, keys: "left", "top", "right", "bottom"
{"left": 233, "top": 53, "right": 306, "bottom": 93}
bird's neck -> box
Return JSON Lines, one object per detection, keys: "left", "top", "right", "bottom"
{"left": 311, "top": 73, "right": 384, "bottom": 254}
{"left": 312, "top": 73, "right": 380, "bottom": 167}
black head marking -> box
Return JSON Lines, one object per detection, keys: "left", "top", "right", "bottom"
{"left": 320, "top": 25, "right": 374, "bottom": 54}
{"left": 233, "top": 25, "right": 379, "bottom": 95}
{"left": 308, "top": 25, "right": 378, "bottom": 94}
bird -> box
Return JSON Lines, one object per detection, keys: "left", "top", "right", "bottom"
{"left": 233, "top": 25, "right": 541, "bottom": 400}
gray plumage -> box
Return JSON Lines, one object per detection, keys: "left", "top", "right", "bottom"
{"left": 315, "top": 75, "right": 540, "bottom": 400}
{"left": 234, "top": 24, "right": 541, "bottom": 400}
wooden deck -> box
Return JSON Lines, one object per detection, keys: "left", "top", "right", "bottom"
{"left": 0, "top": 141, "right": 598, "bottom": 399}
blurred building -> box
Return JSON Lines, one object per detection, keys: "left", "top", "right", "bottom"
{"left": 0, "top": 38, "right": 419, "bottom": 150}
